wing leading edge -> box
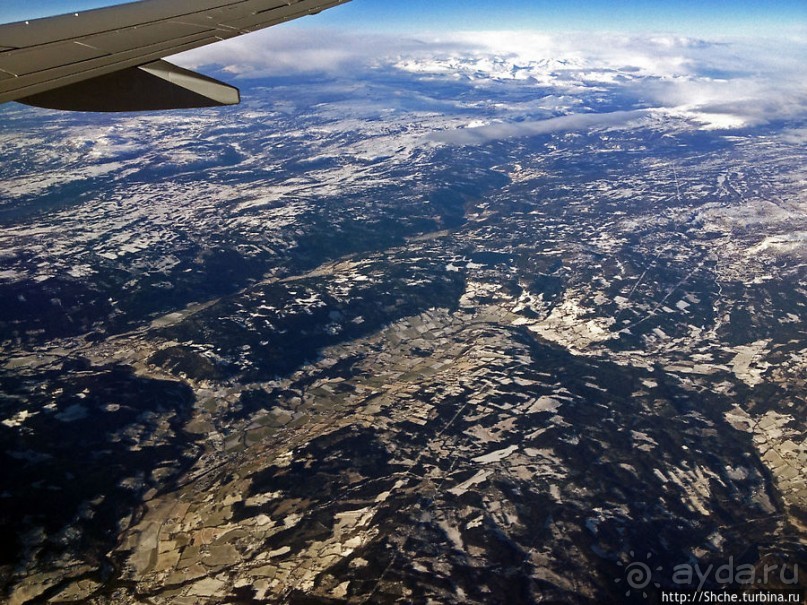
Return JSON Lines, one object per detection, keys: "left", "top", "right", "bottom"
{"left": 0, "top": 0, "right": 350, "bottom": 112}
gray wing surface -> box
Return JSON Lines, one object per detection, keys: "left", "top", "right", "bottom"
{"left": 0, "top": 0, "right": 350, "bottom": 111}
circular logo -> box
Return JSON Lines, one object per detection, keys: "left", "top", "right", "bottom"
{"left": 616, "top": 551, "right": 662, "bottom": 598}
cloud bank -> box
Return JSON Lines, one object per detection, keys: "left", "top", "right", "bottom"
{"left": 427, "top": 110, "right": 649, "bottom": 145}
{"left": 175, "top": 28, "right": 807, "bottom": 144}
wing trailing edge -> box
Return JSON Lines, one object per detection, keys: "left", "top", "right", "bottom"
{"left": 19, "top": 60, "right": 240, "bottom": 111}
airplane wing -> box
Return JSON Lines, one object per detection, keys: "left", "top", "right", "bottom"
{"left": 0, "top": 0, "right": 350, "bottom": 112}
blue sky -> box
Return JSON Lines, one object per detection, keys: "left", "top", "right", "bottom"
{"left": 1, "top": 0, "right": 805, "bottom": 36}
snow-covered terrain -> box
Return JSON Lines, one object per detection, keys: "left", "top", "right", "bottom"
{"left": 0, "top": 29, "right": 805, "bottom": 605}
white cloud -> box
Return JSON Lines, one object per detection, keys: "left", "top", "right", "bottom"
{"left": 780, "top": 127, "right": 807, "bottom": 145}
{"left": 173, "top": 27, "right": 807, "bottom": 141}
{"left": 427, "top": 110, "right": 649, "bottom": 145}
{"left": 174, "top": 28, "right": 468, "bottom": 78}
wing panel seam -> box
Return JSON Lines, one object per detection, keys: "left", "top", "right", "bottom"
{"left": 0, "top": 0, "right": 296, "bottom": 50}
